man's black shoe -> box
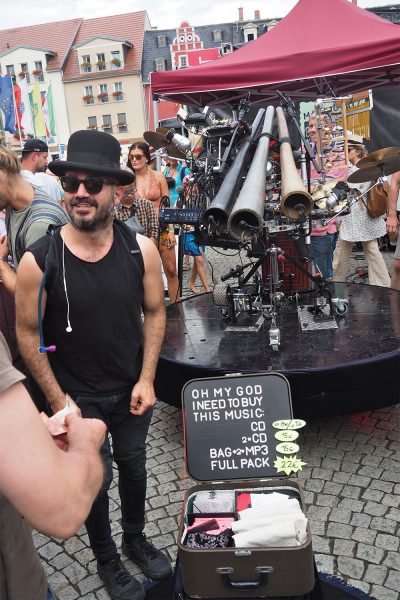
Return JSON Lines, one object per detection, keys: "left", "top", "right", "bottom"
{"left": 122, "top": 534, "right": 172, "bottom": 580}
{"left": 97, "top": 555, "right": 145, "bottom": 600}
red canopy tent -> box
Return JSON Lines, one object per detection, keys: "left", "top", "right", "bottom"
{"left": 151, "top": 0, "right": 400, "bottom": 108}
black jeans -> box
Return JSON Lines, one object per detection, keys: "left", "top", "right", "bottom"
{"left": 76, "top": 389, "right": 153, "bottom": 563}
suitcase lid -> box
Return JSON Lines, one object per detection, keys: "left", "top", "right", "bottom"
{"left": 182, "top": 372, "right": 301, "bottom": 482}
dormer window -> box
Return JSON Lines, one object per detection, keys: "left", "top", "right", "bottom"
{"left": 243, "top": 23, "right": 258, "bottom": 43}
{"left": 157, "top": 35, "right": 166, "bottom": 47}
{"left": 154, "top": 58, "right": 166, "bottom": 72}
{"left": 111, "top": 51, "right": 121, "bottom": 69}
{"left": 213, "top": 30, "right": 222, "bottom": 42}
{"left": 81, "top": 55, "right": 91, "bottom": 73}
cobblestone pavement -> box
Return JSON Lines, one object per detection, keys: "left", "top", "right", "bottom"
{"left": 34, "top": 246, "right": 400, "bottom": 600}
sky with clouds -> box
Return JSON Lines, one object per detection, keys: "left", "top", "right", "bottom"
{"left": 1, "top": 0, "right": 396, "bottom": 29}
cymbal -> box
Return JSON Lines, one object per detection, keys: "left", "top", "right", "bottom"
{"left": 156, "top": 127, "right": 170, "bottom": 137}
{"left": 347, "top": 155, "right": 400, "bottom": 183}
{"left": 357, "top": 147, "right": 400, "bottom": 168}
{"left": 143, "top": 131, "right": 186, "bottom": 160}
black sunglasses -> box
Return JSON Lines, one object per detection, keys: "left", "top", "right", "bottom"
{"left": 60, "top": 175, "right": 117, "bottom": 195}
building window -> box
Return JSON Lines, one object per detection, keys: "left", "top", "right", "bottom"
{"left": 157, "top": 35, "right": 166, "bottom": 47}
{"left": 179, "top": 55, "right": 188, "bottom": 68}
{"left": 6, "top": 65, "right": 15, "bottom": 82}
{"left": 154, "top": 58, "right": 166, "bottom": 72}
{"left": 87, "top": 116, "right": 97, "bottom": 130}
{"left": 246, "top": 33, "right": 255, "bottom": 41}
{"left": 112, "top": 82, "right": 124, "bottom": 101}
{"left": 117, "top": 113, "right": 127, "bottom": 133}
{"left": 97, "top": 84, "right": 108, "bottom": 103}
{"left": 96, "top": 53, "right": 106, "bottom": 71}
{"left": 213, "top": 30, "right": 222, "bottom": 42}
{"left": 33, "top": 60, "right": 44, "bottom": 81}
{"left": 81, "top": 54, "right": 91, "bottom": 73}
{"left": 83, "top": 85, "right": 94, "bottom": 105}
{"left": 19, "top": 63, "right": 30, "bottom": 83}
{"left": 110, "top": 50, "right": 121, "bottom": 69}
{"left": 102, "top": 114, "right": 112, "bottom": 132}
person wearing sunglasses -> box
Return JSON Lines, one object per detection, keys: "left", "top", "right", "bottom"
{"left": 127, "top": 142, "right": 180, "bottom": 302}
{"left": 15, "top": 130, "right": 172, "bottom": 600}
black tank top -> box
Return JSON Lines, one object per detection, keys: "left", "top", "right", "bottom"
{"left": 29, "top": 223, "right": 144, "bottom": 396}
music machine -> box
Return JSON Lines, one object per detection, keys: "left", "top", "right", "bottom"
{"left": 148, "top": 95, "right": 400, "bottom": 351}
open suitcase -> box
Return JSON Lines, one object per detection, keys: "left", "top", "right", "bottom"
{"left": 178, "top": 372, "right": 314, "bottom": 599}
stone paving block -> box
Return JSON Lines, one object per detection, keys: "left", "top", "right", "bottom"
{"left": 385, "top": 570, "right": 400, "bottom": 593}
{"left": 38, "top": 541, "right": 63, "bottom": 560}
{"left": 47, "top": 571, "right": 69, "bottom": 590}
{"left": 361, "top": 455, "right": 384, "bottom": 467}
{"left": 381, "top": 494, "right": 400, "bottom": 508}
{"left": 63, "top": 537, "right": 86, "bottom": 555}
{"left": 74, "top": 547, "right": 96, "bottom": 567}
{"left": 370, "top": 585, "right": 400, "bottom": 600}
{"left": 304, "top": 479, "right": 324, "bottom": 493}
{"left": 337, "top": 557, "right": 365, "bottom": 579}
{"left": 309, "top": 521, "right": 326, "bottom": 536}
{"left": 364, "top": 501, "right": 388, "bottom": 517}
{"left": 338, "top": 498, "right": 364, "bottom": 512}
{"left": 321, "top": 458, "right": 342, "bottom": 470}
{"left": 314, "top": 554, "right": 335, "bottom": 574}
{"left": 62, "top": 562, "right": 89, "bottom": 585}
{"left": 149, "top": 494, "right": 171, "bottom": 508}
{"left": 33, "top": 532, "right": 49, "bottom": 549}
{"left": 159, "top": 516, "right": 179, "bottom": 534}
{"left": 333, "top": 539, "right": 355, "bottom": 557}
{"left": 356, "top": 542, "right": 385, "bottom": 565}
{"left": 326, "top": 522, "right": 353, "bottom": 539}
{"left": 49, "top": 552, "right": 74, "bottom": 570}
{"left": 370, "top": 516, "right": 398, "bottom": 534}
{"left": 146, "top": 507, "right": 168, "bottom": 521}
{"left": 375, "top": 534, "right": 400, "bottom": 552}
{"left": 350, "top": 513, "right": 371, "bottom": 527}
{"left": 77, "top": 574, "right": 103, "bottom": 596}
{"left": 152, "top": 533, "right": 176, "bottom": 549}
{"left": 57, "top": 586, "right": 80, "bottom": 600}
{"left": 352, "top": 527, "right": 377, "bottom": 545}
{"left": 43, "top": 562, "right": 55, "bottom": 577}
{"left": 303, "top": 491, "right": 315, "bottom": 504}
{"left": 386, "top": 507, "right": 400, "bottom": 521}
{"left": 323, "top": 481, "right": 344, "bottom": 495}
{"left": 156, "top": 471, "right": 178, "bottom": 484}
{"left": 315, "top": 494, "right": 338, "bottom": 508}
{"left": 311, "top": 535, "right": 330, "bottom": 554}
{"left": 347, "top": 579, "right": 370, "bottom": 594}
{"left": 340, "top": 462, "right": 359, "bottom": 474}
{"left": 340, "top": 485, "right": 362, "bottom": 500}
{"left": 364, "top": 564, "right": 388, "bottom": 585}
{"left": 381, "top": 469, "right": 400, "bottom": 484}
{"left": 144, "top": 520, "right": 161, "bottom": 536}
{"left": 361, "top": 489, "right": 384, "bottom": 502}
{"left": 307, "top": 505, "right": 331, "bottom": 521}
{"left": 348, "top": 474, "right": 372, "bottom": 487}
{"left": 328, "top": 508, "right": 352, "bottom": 524}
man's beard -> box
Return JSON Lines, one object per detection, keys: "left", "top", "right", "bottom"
{"left": 66, "top": 192, "right": 114, "bottom": 231}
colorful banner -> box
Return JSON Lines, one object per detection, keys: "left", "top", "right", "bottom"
{"left": 30, "top": 81, "right": 46, "bottom": 137}
{"left": 42, "top": 84, "right": 56, "bottom": 138}
{"left": 19, "top": 77, "right": 34, "bottom": 136}
{"left": 0, "top": 75, "right": 16, "bottom": 133}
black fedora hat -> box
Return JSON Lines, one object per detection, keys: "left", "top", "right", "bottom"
{"left": 48, "top": 130, "right": 134, "bottom": 185}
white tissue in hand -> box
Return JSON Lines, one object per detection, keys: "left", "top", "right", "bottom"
{"left": 48, "top": 395, "right": 78, "bottom": 435}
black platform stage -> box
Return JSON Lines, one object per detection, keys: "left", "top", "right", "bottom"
{"left": 155, "top": 283, "right": 400, "bottom": 417}
{"left": 144, "top": 566, "right": 375, "bottom": 599}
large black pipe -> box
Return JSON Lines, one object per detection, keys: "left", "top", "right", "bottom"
{"left": 203, "top": 109, "right": 265, "bottom": 234}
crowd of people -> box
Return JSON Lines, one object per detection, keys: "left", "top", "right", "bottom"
{"left": 0, "top": 123, "right": 399, "bottom": 600}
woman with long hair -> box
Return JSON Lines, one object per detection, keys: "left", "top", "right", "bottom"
{"left": 127, "top": 142, "right": 180, "bottom": 302}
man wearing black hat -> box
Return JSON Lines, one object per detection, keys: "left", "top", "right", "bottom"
{"left": 20, "top": 138, "right": 62, "bottom": 204}
{"left": 15, "top": 130, "right": 170, "bottom": 600}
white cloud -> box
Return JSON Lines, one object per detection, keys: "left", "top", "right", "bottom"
{"left": 0, "top": 0, "right": 396, "bottom": 29}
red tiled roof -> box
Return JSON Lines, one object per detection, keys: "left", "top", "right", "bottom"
{"left": 63, "top": 11, "right": 147, "bottom": 80}
{"left": 0, "top": 19, "right": 82, "bottom": 71}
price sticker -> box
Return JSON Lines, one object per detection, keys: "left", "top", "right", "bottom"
{"left": 274, "top": 455, "right": 307, "bottom": 476}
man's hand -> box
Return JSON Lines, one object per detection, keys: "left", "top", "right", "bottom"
{"left": 166, "top": 231, "right": 176, "bottom": 248}
{"left": 64, "top": 412, "right": 106, "bottom": 451}
{"left": 130, "top": 380, "right": 156, "bottom": 415}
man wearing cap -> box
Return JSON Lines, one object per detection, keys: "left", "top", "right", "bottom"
{"left": 15, "top": 130, "right": 171, "bottom": 600}
{"left": 0, "top": 146, "right": 68, "bottom": 295}
{"left": 20, "top": 138, "right": 62, "bottom": 203}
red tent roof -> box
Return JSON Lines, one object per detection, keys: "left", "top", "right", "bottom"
{"left": 151, "top": 0, "right": 400, "bottom": 107}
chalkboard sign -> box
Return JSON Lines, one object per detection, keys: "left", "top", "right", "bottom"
{"left": 182, "top": 372, "right": 293, "bottom": 482}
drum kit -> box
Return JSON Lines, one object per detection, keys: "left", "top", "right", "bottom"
{"left": 347, "top": 146, "right": 400, "bottom": 183}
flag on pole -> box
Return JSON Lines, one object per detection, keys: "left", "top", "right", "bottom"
{"left": 42, "top": 84, "right": 56, "bottom": 137}
{"left": 30, "top": 81, "right": 46, "bottom": 137}
{"left": 16, "top": 77, "right": 34, "bottom": 136}
{"left": 0, "top": 75, "right": 16, "bottom": 133}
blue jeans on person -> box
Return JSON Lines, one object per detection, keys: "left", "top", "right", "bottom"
{"left": 311, "top": 233, "right": 335, "bottom": 280}
{"left": 47, "top": 586, "right": 57, "bottom": 599}
{"left": 75, "top": 389, "right": 153, "bottom": 564}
